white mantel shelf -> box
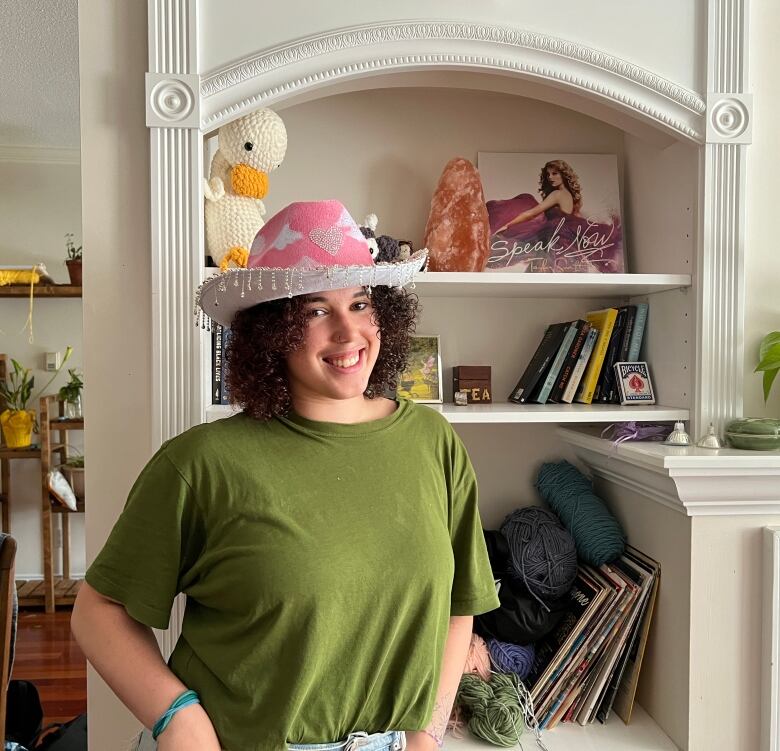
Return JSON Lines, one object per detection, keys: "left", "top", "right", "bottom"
{"left": 205, "top": 403, "right": 689, "bottom": 425}
{"left": 558, "top": 426, "right": 780, "bottom": 516}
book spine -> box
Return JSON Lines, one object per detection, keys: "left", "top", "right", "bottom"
{"left": 220, "top": 327, "right": 232, "bottom": 405}
{"left": 575, "top": 311, "right": 617, "bottom": 404}
{"left": 212, "top": 324, "right": 223, "bottom": 405}
{"left": 596, "top": 307, "right": 627, "bottom": 403}
{"left": 562, "top": 328, "right": 598, "bottom": 403}
{"left": 549, "top": 321, "right": 590, "bottom": 403}
{"left": 627, "top": 302, "right": 649, "bottom": 362}
{"left": 610, "top": 307, "right": 636, "bottom": 402}
{"left": 534, "top": 323, "right": 579, "bottom": 403}
{"left": 508, "top": 324, "right": 565, "bottom": 403}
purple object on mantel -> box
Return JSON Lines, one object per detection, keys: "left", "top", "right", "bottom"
{"left": 601, "top": 421, "right": 672, "bottom": 447}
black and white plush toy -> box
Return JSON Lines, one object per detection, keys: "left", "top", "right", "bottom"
{"left": 359, "top": 214, "right": 413, "bottom": 263}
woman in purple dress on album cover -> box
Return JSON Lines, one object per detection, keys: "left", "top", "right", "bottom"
{"left": 486, "top": 159, "right": 624, "bottom": 273}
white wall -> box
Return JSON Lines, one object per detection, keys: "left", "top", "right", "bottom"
{"left": 79, "top": 0, "right": 152, "bottom": 746}
{"left": 0, "top": 159, "right": 84, "bottom": 578}
{"left": 744, "top": 0, "right": 780, "bottom": 419}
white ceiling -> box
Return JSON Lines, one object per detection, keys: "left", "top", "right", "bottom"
{"left": 0, "top": 0, "right": 81, "bottom": 149}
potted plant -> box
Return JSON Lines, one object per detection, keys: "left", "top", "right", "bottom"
{"left": 726, "top": 331, "right": 780, "bottom": 450}
{"left": 58, "top": 368, "right": 84, "bottom": 419}
{"left": 62, "top": 452, "right": 85, "bottom": 497}
{"left": 0, "top": 360, "right": 36, "bottom": 447}
{"left": 0, "top": 346, "right": 73, "bottom": 448}
{"left": 65, "top": 233, "right": 82, "bottom": 286}
{"left": 755, "top": 330, "right": 780, "bottom": 403}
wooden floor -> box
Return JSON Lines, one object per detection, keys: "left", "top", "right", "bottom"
{"left": 12, "top": 607, "right": 87, "bottom": 725}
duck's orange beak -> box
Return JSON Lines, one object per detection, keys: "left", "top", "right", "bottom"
{"left": 231, "top": 164, "right": 269, "bottom": 199}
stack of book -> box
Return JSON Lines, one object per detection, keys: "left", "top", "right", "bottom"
{"left": 525, "top": 546, "right": 661, "bottom": 729}
{"left": 211, "top": 324, "right": 232, "bottom": 405}
{"left": 508, "top": 304, "right": 648, "bottom": 405}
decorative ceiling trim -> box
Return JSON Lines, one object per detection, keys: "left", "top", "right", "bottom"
{"left": 199, "top": 22, "right": 705, "bottom": 141}
{"left": 0, "top": 145, "right": 80, "bottom": 165}
{"left": 202, "top": 21, "right": 705, "bottom": 114}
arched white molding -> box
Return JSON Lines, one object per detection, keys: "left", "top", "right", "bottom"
{"left": 198, "top": 21, "right": 706, "bottom": 142}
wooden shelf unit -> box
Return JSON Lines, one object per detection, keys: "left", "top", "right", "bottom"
{"left": 39, "top": 394, "right": 85, "bottom": 613}
{"left": 0, "top": 284, "right": 82, "bottom": 298}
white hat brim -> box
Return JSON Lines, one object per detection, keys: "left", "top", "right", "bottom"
{"left": 196, "top": 249, "right": 428, "bottom": 329}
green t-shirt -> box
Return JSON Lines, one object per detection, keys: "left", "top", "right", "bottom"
{"left": 86, "top": 398, "right": 499, "bottom": 751}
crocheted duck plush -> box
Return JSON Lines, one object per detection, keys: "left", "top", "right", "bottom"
{"left": 204, "top": 109, "right": 288, "bottom": 270}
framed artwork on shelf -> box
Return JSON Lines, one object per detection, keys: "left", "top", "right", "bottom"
{"left": 477, "top": 152, "right": 626, "bottom": 273}
{"left": 396, "top": 335, "right": 443, "bottom": 403}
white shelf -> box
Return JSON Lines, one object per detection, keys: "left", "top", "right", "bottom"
{"left": 205, "top": 403, "right": 689, "bottom": 425}
{"left": 201, "top": 268, "right": 691, "bottom": 300}
{"left": 423, "top": 403, "right": 688, "bottom": 424}
{"left": 444, "top": 703, "right": 679, "bottom": 750}
{"left": 412, "top": 272, "right": 691, "bottom": 299}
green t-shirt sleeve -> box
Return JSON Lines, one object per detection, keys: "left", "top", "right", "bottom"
{"left": 448, "top": 431, "right": 501, "bottom": 617}
{"left": 85, "top": 445, "right": 203, "bottom": 629}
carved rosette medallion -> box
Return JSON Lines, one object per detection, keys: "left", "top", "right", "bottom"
{"left": 146, "top": 73, "right": 200, "bottom": 128}
{"left": 706, "top": 94, "right": 752, "bottom": 144}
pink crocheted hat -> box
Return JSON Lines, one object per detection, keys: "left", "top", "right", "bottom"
{"left": 196, "top": 199, "right": 427, "bottom": 328}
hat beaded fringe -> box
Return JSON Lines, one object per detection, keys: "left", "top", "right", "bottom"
{"left": 194, "top": 259, "right": 420, "bottom": 329}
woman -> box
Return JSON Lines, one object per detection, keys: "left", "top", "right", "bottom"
{"left": 72, "top": 200, "right": 500, "bottom": 751}
{"left": 492, "top": 160, "right": 582, "bottom": 235}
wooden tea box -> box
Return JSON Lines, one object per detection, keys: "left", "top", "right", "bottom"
{"left": 453, "top": 365, "right": 492, "bottom": 404}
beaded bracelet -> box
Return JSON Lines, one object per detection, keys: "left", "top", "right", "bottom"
{"left": 422, "top": 729, "right": 444, "bottom": 748}
{"left": 151, "top": 689, "right": 201, "bottom": 740}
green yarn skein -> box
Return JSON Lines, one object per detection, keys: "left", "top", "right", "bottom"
{"left": 535, "top": 460, "right": 626, "bottom": 566}
{"left": 456, "top": 672, "right": 526, "bottom": 748}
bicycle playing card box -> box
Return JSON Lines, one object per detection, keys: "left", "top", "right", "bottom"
{"left": 613, "top": 362, "right": 655, "bottom": 405}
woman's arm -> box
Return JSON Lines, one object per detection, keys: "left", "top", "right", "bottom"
{"left": 496, "top": 191, "right": 562, "bottom": 232}
{"left": 71, "top": 582, "right": 221, "bottom": 750}
{"left": 406, "top": 615, "right": 474, "bottom": 750}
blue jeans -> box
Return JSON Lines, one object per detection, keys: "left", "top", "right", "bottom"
{"left": 289, "top": 730, "right": 406, "bottom": 751}
{"left": 134, "top": 728, "right": 407, "bottom": 750}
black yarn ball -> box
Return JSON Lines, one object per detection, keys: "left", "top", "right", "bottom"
{"left": 500, "top": 506, "right": 578, "bottom": 603}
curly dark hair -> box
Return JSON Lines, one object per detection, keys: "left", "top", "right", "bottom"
{"left": 224, "top": 285, "right": 420, "bottom": 421}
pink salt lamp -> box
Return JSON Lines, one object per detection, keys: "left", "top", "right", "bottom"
{"left": 423, "top": 157, "right": 491, "bottom": 272}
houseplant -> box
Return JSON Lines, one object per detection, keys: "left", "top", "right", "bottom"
{"left": 0, "top": 346, "right": 73, "bottom": 447}
{"left": 755, "top": 330, "right": 780, "bottom": 403}
{"left": 58, "top": 368, "right": 84, "bottom": 419}
{"left": 0, "top": 359, "right": 35, "bottom": 447}
{"left": 725, "top": 331, "right": 780, "bottom": 450}
{"left": 65, "top": 233, "right": 82, "bottom": 286}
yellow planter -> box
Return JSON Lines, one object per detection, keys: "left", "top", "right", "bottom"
{"left": 0, "top": 409, "right": 36, "bottom": 448}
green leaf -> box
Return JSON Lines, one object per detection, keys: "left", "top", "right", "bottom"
{"left": 756, "top": 344, "right": 780, "bottom": 372}
{"left": 760, "top": 332, "right": 780, "bottom": 360}
{"left": 764, "top": 368, "right": 780, "bottom": 403}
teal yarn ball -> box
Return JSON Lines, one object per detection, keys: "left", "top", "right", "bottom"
{"left": 457, "top": 672, "right": 527, "bottom": 748}
{"left": 535, "top": 460, "right": 626, "bottom": 566}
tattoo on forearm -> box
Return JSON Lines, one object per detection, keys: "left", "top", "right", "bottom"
{"left": 426, "top": 690, "right": 454, "bottom": 741}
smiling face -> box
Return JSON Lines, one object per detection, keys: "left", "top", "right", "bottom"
{"left": 284, "top": 286, "right": 381, "bottom": 411}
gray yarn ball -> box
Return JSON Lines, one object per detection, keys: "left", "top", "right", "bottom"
{"left": 500, "top": 506, "right": 578, "bottom": 604}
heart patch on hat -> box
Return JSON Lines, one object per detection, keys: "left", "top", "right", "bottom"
{"left": 309, "top": 226, "right": 343, "bottom": 255}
